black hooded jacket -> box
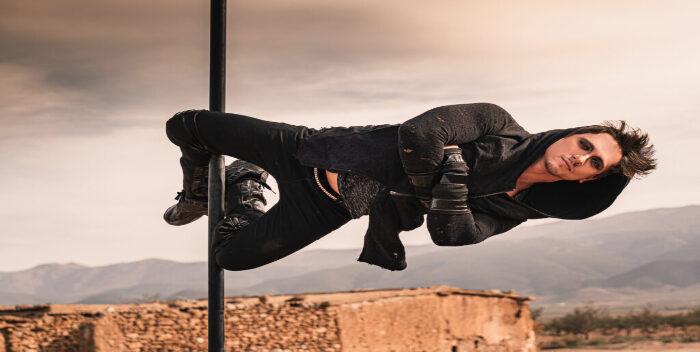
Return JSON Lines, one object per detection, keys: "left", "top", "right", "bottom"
{"left": 293, "top": 103, "right": 630, "bottom": 271}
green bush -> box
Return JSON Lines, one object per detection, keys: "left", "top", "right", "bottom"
{"left": 544, "top": 304, "right": 700, "bottom": 339}
{"left": 540, "top": 340, "right": 568, "bottom": 349}
{"left": 564, "top": 337, "right": 583, "bottom": 348}
{"left": 545, "top": 305, "right": 608, "bottom": 339}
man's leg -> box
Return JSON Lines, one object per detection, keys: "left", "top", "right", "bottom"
{"left": 164, "top": 110, "right": 311, "bottom": 225}
{"left": 165, "top": 110, "right": 310, "bottom": 182}
{"left": 214, "top": 167, "right": 351, "bottom": 271}
{"left": 165, "top": 110, "right": 352, "bottom": 270}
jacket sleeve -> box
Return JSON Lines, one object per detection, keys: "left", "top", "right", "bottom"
{"left": 426, "top": 210, "right": 523, "bottom": 246}
{"left": 398, "top": 103, "right": 519, "bottom": 174}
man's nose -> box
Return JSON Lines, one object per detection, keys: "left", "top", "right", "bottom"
{"left": 571, "top": 154, "right": 590, "bottom": 167}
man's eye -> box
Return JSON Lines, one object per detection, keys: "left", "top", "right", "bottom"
{"left": 580, "top": 139, "right": 592, "bottom": 151}
{"left": 592, "top": 157, "right": 603, "bottom": 170}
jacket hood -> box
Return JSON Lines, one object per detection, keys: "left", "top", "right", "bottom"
{"left": 517, "top": 127, "right": 630, "bottom": 220}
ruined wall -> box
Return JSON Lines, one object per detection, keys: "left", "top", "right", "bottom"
{"left": 0, "top": 286, "right": 534, "bottom": 352}
{"left": 0, "top": 307, "right": 92, "bottom": 352}
{"left": 0, "top": 299, "right": 340, "bottom": 352}
{"left": 336, "top": 290, "right": 536, "bottom": 352}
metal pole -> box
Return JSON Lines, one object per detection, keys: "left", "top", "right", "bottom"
{"left": 208, "top": 0, "right": 226, "bottom": 351}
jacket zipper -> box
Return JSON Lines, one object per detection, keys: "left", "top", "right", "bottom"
{"left": 470, "top": 190, "right": 510, "bottom": 199}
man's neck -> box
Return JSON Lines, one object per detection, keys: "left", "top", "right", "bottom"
{"left": 512, "top": 156, "right": 561, "bottom": 192}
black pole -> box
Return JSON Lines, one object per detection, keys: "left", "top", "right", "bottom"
{"left": 208, "top": 0, "right": 226, "bottom": 351}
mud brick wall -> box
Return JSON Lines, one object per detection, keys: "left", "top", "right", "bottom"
{"left": 0, "top": 286, "right": 534, "bottom": 352}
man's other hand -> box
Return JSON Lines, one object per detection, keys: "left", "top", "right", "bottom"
{"left": 429, "top": 148, "right": 470, "bottom": 214}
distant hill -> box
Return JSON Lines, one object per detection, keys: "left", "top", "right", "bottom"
{"left": 243, "top": 205, "right": 700, "bottom": 297}
{"left": 1, "top": 205, "right": 698, "bottom": 312}
{"left": 598, "top": 260, "right": 700, "bottom": 289}
{"left": 0, "top": 250, "right": 369, "bottom": 305}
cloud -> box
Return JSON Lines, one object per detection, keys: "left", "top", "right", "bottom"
{"left": 1, "top": 0, "right": 700, "bottom": 270}
{"left": 3, "top": 0, "right": 699, "bottom": 142}
{"left": 1, "top": 0, "right": 459, "bottom": 142}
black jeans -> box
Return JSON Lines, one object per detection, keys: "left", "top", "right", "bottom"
{"left": 165, "top": 110, "right": 352, "bottom": 271}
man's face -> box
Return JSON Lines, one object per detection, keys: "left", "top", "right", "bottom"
{"left": 542, "top": 132, "right": 623, "bottom": 182}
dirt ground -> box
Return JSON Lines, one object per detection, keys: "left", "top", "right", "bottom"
{"left": 554, "top": 341, "right": 700, "bottom": 351}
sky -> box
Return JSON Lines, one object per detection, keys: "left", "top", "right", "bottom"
{"left": 1, "top": 0, "right": 698, "bottom": 271}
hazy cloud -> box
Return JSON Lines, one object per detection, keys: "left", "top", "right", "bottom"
{"left": 2, "top": 0, "right": 699, "bottom": 139}
{"left": 1, "top": 0, "right": 699, "bottom": 270}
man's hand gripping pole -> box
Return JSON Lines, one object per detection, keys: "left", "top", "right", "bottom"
{"left": 396, "top": 147, "right": 470, "bottom": 215}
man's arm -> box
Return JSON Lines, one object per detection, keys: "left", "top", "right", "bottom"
{"left": 427, "top": 211, "right": 523, "bottom": 246}
{"left": 398, "top": 103, "right": 518, "bottom": 174}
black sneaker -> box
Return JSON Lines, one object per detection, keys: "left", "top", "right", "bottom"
{"left": 224, "top": 159, "right": 271, "bottom": 216}
{"left": 163, "top": 160, "right": 272, "bottom": 226}
{"left": 163, "top": 191, "right": 209, "bottom": 226}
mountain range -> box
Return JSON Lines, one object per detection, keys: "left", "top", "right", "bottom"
{"left": 1, "top": 205, "right": 698, "bottom": 315}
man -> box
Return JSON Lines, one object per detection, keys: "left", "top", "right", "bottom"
{"left": 164, "top": 103, "right": 656, "bottom": 271}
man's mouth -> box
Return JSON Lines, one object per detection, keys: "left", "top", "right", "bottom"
{"left": 561, "top": 156, "right": 572, "bottom": 172}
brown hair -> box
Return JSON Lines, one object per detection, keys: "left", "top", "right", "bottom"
{"left": 572, "top": 121, "right": 657, "bottom": 179}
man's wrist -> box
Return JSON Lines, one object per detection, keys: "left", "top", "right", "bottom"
{"left": 407, "top": 173, "right": 438, "bottom": 189}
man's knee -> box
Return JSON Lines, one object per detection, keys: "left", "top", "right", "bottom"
{"left": 212, "top": 215, "right": 271, "bottom": 271}
{"left": 213, "top": 234, "right": 283, "bottom": 272}
{"left": 214, "top": 254, "right": 248, "bottom": 271}
{"left": 165, "top": 110, "right": 210, "bottom": 150}
{"left": 214, "top": 250, "right": 267, "bottom": 271}
{"left": 166, "top": 110, "right": 194, "bottom": 145}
